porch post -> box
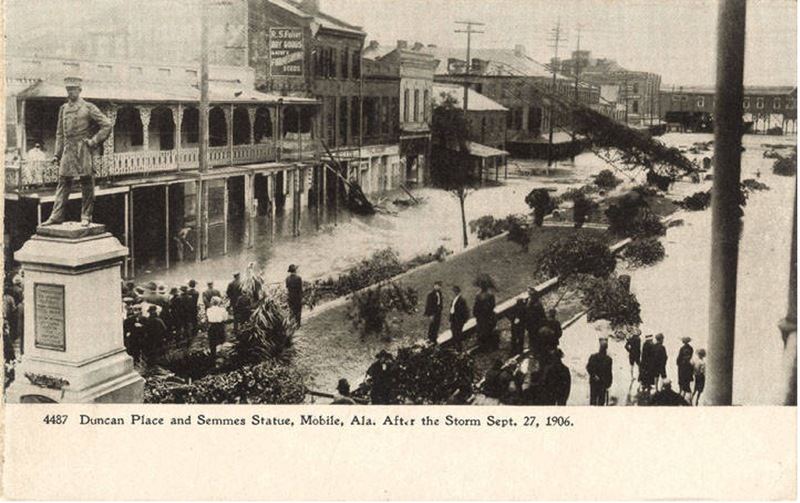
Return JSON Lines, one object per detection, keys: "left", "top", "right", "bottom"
{"left": 123, "top": 191, "right": 130, "bottom": 278}
{"left": 245, "top": 173, "right": 254, "bottom": 249}
{"left": 129, "top": 188, "right": 136, "bottom": 276}
{"left": 247, "top": 107, "right": 257, "bottom": 145}
{"left": 138, "top": 106, "right": 152, "bottom": 151}
{"left": 173, "top": 104, "right": 183, "bottom": 170}
{"left": 269, "top": 174, "right": 277, "bottom": 238}
{"left": 36, "top": 202, "right": 42, "bottom": 226}
{"left": 223, "top": 177, "right": 229, "bottom": 255}
{"left": 227, "top": 104, "right": 234, "bottom": 165}
{"left": 164, "top": 185, "right": 170, "bottom": 269}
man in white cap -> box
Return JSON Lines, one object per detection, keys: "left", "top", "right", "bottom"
{"left": 42, "top": 77, "right": 112, "bottom": 227}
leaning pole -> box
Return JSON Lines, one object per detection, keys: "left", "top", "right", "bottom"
{"left": 707, "top": 0, "right": 746, "bottom": 405}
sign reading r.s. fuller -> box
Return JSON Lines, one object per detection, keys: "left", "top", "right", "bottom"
{"left": 269, "top": 27, "right": 304, "bottom": 77}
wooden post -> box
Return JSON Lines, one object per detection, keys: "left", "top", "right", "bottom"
{"left": 36, "top": 202, "right": 42, "bottom": 226}
{"left": 123, "top": 191, "right": 130, "bottom": 278}
{"left": 164, "top": 185, "right": 170, "bottom": 269}
{"left": 129, "top": 189, "right": 136, "bottom": 275}
{"left": 244, "top": 173, "right": 254, "bottom": 249}
{"left": 223, "top": 177, "right": 229, "bottom": 255}
{"left": 269, "top": 174, "right": 276, "bottom": 238}
{"left": 707, "top": 0, "right": 746, "bottom": 405}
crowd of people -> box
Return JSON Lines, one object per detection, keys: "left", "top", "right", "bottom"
{"left": 120, "top": 263, "right": 304, "bottom": 365}
{"left": 3, "top": 273, "right": 25, "bottom": 363}
{"left": 624, "top": 331, "right": 707, "bottom": 406}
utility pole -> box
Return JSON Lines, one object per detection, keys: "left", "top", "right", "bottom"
{"left": 573, "top": 24, "right": 583, "bottom": 104}
{"left": 547, "top": 18, "right": 567, "bottom": 170}
{"left": 708, "top": 0, "right": 746, "bottom": 405}
{"left": 198, "top": 0, "right": 210, "bottom": 261}
{"left": 624, "top": 73, "right": 630, "bottom": 126}
{"left": 455, "top": 20, "right": 484, "bottom": 111}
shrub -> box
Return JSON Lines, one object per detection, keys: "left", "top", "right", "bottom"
{"left": 469, "top": 215, "right": 507, "bottom": 240}
{"left": 229, "top": 297, "right": 295, "bottom": 366}
{"left": 578, "top": 275, "right": 642, "bottom": 329}
{"left": 623, "top": 238, "right": 666, "bottom": 268}
{"left": 559, "top": 184, "right": 600, "bottom": 203}
{"left": 159, "top": 349, "right": 216, "bottom": 380}
{"left": 143, "top": 359, "right": 306, "bottom": 404}
{"left": 572, "top": 192, "right": 598, "bottom": 228}
{"left": 606, "top": 191, "right": 666, "bottom": 238}
{"left": 507, "top": 217, "right": 531, "bottom": 251}
{"left": 772, "top": 153, "right": 797, "bottom": 176}
{"left": 676, "top": 191, "right": 711, "bottom": 211}
{"left": 538, "top": 235, "right": 617, "bottom": 280}
{"left": 525, "top": 188, "right": 557, "bottom": 227}
{"left": 347, "top": 281, "right": 418, "bottom": 338}
{"left": 360, "top": 344, "right": 475, "bottom": 404}
{"left": 593, "top": 169, "right": 622, "bottom": 190}
{"left": 741, "top": 178, "right": 770, "bottom": 194}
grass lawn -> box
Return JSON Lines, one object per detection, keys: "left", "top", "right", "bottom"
{"left": 294, "top": 226, "right": 608, "bottom": 392}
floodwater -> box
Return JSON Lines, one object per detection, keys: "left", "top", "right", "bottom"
{"left": 135, "top": 156, "right": 599, "bottom": 287}
{"left": 560, "top": 132, "right": 796, "bottom": 406}
{"left": 136, "top": 132, "right": 796, "bottom": 405}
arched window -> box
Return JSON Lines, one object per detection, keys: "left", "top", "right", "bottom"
{"left": 209, "top": 107, "right": 227, "bottom": 147}
{"left": 114, "top": 106, "right": 144, "bottom": 152}
{"left": 232, "top": 107, "right": 250, "bottom": 146}
{"left": 148, "top": 106, "right": 175, "bottom": 151}
{"left": 181, "top": 107, "right": 199, "bottom": 146}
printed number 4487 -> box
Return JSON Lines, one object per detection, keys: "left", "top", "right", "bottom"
{"left": 43, "top": 414, "right": 68, "bottom": 425}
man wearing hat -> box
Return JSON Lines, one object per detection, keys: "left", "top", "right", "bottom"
{"left": 42, "top": 77, "right": 112, "bottom": 227}
{"left": 652, "top": 333, "right": 669, "bottom": 391}
{"left": 639, "top": 333, "right": 655, "bottom": 391}
{"left": 424, "top": 280, "right": 444, "bottom": 344}
{"left": 586, "top": 336, "right": 613, "bottom": 406}
{"left": 226, "top": 273, "right": 243, "bottom": 323}
{"left": 285, "top": 264, "right": 303, "bottom": 326}
{"left": 523, "top": 286, "right": 546, "bottom": 353}
{"left": 676, "top": 336, "right": 694, "bottom": 400}
{"left": 367, "top": 350, "right": 394, "bottom": 404}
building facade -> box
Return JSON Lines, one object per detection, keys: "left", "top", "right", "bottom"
{"left": 660, "top": 86, "right": 797, "bottom": 134}
{"left": 431, "top": 45, "right": 600, "bottom": 158}
{"left": 554, "top": 51, "right": 662, "bottom": 126}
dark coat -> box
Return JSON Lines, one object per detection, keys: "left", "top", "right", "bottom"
{"left": 202, "top": 288, "right": 221, "bottom": 308}
{"left": 650, "top": 388, "right": 690, "bottom": 406}
{"left": 652, "top": 343, "right": 668, "bottom": 379}
{"left": 523, "top": 296, "right": 546, "bottom": 334}
{"left": 586, "top": 351, "right": 613, "bottom": 388}
{"left": 539, "top": 360, "right": 571, "bottom": 405}
{"left": 625, "top": 334, "right": 642, "bottom": 364}
{"left": 640, "top": 338, "right": 655, "bottom": 383}
{"left": 473, "top": 291, "right": 496, "bottom": 325}
{"left": 424, "top": 290, "right": 443, "bottom": 317}
{"left": 226, "top": 279, "right": 242, "bottom": 306}
{"left": 285, "top": 273, "right": 303, "bottom": 308}
{"left": 449, "top": 295, "right": 470, "bottom": 328}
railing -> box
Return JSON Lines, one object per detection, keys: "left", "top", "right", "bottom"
{"left": 5, "top": 141, "right": 291, "bottom": 191}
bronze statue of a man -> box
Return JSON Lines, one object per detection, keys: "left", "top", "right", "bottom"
{"left": 42, "top": 77, "right": 112, "bottom": 227}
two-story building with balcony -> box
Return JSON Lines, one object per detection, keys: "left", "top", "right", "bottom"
{"left": 4, "top": 0, "right": 324, "bottom": 278}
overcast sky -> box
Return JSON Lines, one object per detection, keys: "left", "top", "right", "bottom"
{"left": 322, "top": 0, "right": 797, "bottom": 87}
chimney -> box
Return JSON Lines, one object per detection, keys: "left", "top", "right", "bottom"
{"left": 514, "top": 44, "right": 526, "bottom": 57}
{"left": 397, "top": 40, "right": 408, "bottom": 50}
{"left": 298, "top": 0, "right": 319, "bottom": 15}
{"left": 471, "top": 58, "right": 487, "bottom": 74}
{"left": 368, "top": 40, "right": 380, "bottom": 50}
{"left": 412, "top": 42, "right": 424, "bottom": 51}
{"left": 427, "top": 44, "right": 437, "bottom": 49}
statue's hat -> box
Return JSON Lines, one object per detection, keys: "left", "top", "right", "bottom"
{"left": 63, "top": 77, "right": 83, "bottom": 88}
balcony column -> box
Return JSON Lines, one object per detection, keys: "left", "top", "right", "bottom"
{"left": 247, "top": 107, "right": 257, "bottom": 145}
{"left": 164, "top": 185, "right": 170, "bottom": 269}
{"left": 244, "top": 173, "right": 254, "bottom": 249}
{"left": 226, "top": 104, "right": 234, "bottom": 165}
{"left": 101, "top": 106, "right": 117, "bottom": 178}
{"left": 171, "top": 104, "right": 183, "bottom": 170}
{"left": 138, "top": 106, "right": 152, "bottom": 151}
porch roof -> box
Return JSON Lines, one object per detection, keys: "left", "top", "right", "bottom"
{"left": 15, "top": 80, "right": 319, "bottom": 106}
{"left": 465, "top": 141, "right": 509, "bottom": 158}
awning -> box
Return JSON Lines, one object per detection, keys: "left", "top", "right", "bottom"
{"left": 465, "top": 141, "right": 509, "bottom": 158}
{"left": 14, "top": 80, "right": 319, "bottom": 106}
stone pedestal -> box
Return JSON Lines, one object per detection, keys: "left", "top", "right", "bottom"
{"left": 6, "top": 222, "right": 144, "bottom": 403}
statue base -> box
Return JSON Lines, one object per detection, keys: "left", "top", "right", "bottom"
{"left": 5, "top": 223, "right": 143, "bottom": 404}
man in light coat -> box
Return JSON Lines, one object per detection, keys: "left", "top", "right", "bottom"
{"left": 43, "top": 77, "right": 112, "bottom": 227}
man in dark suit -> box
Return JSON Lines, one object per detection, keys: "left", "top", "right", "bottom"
{"left": 285, "top": 264, "right": 303, "bottom": 326}
{"left": 524, "top": 286, "right": 546, "bottom": 353}
{"left": 448, "top": 285, "right": 469, "bottom": 351}
{"left": 186, "top": 279, "right": 200, "bottom": 340}
{"left": 424, "top": 281, "right": 444, "bottom": 344}
{"left": 586, "top": 336, "right": 613, "bottom": 406}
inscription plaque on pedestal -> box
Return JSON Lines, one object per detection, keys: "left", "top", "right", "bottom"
{"left": 34, "top": 283, "right": 66, "bottom": 351}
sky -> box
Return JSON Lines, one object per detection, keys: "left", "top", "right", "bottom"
{"left": 321, "top": 0, "right": 797, "bottom": 87}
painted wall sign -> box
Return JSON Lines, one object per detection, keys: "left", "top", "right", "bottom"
{"left": 270, "top": 27, "right": 304, "bottom": 77}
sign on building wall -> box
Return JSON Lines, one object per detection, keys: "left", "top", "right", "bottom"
{"left": 269, "top": 27, "right": 304, "bottom": 77}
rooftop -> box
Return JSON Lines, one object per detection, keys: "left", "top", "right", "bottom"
{"left": 433, "top": 84, "right": 508, "bottom": 112}
{"left": 430, "top": 46, "right": 571, "bottom": 81}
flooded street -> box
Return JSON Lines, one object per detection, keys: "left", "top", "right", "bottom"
{"left": 561, "top": 133, "right": 796, "bottom": 405}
